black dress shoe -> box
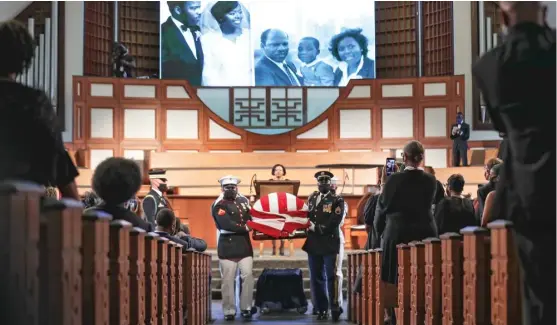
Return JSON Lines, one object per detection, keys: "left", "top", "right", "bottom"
{"left": 317, "top": 311, "right": 329, "bottom": 320}
{"left": 241, "top": 310, "right": 253, "bottom": 320}
{"left": 332, "top": 309, "right": 341, "bottom": 322}
{"left": 224, "top": 315, "right": 235, "bottom": 321}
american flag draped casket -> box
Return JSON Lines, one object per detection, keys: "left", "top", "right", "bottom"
{"left": 248, "top": 192, "right": 310, "bottom": 240}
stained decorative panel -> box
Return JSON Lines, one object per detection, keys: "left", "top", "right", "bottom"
{"left": 84, "top": 2, "right": 113, "bottom": 76}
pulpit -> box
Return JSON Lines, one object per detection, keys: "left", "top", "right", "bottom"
{"left": 252, "top": 180, "right": 303, "bottom": 257}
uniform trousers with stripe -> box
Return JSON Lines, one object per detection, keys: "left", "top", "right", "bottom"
{"left": 308, "top": 253, "right": 341, "bottom": 312}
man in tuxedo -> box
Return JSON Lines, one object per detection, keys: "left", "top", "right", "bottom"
{"left": 449, "top": 112, "right": 470, "bottom": 166}
{"left": 161, "top": 1, "right": 204, "bottom": 86}
{"left": 255, "top": 29, "right": 302, "bottom": 86}
{"left": 472, "top": 2, "right": 555, "bottom": 325}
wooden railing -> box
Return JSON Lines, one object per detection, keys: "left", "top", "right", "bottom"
{"left": 347, "top": 221, "right": 522, "bottom": 325}
{"left": 0, "top": 181, "right": 212, "bottom": 325}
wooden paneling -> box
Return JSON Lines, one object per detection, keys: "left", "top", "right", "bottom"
{"left": 118, "top": 1, "right": 160, "bottom": 77}
{"left": 73, "top": 76, "right": 477, "bottom": 166}
{"left": 375, "top": 2, "right": 418, "bottom": 78}
{"left": 422, "top": 1, "right": 454, "bottom": 76}
{"left": 84, "top": 2, "right": 114, "bottom": 77}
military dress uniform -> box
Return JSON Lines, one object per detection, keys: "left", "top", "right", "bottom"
{"left": 303, "top": 171, "right": 345, "bottom": 321}
{"left": 211, "top": 176, "right": 255, "bottom": 320}
{"left": 142, "top": 169, "right": 170, "bottom": 226}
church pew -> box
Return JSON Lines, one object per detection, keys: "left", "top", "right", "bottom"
{"left": 0, "top": 180, "right": 213, "bottom": 325}
{"left": 348, "top": 221, "right": 520, "bottom": 325}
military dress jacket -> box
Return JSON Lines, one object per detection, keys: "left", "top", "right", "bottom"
{"left": 142, "top": 189, "right": 169, "bottom": 225}
{"left": 211, "top": 195, "right": 254, "bottom": 260}
{"left": 302, "top": 191, "right": 345, "bottom": 256}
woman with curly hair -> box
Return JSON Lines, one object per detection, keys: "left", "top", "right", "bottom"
{"left": 0, "top": 20, "right": 79, "bottom": 200}
{"left": 328, "top": 28, "right": 375, "bottom": 86}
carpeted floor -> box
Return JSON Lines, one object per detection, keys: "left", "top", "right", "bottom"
{"left": 210, "top": 300, "right": 349, "bottom": 324}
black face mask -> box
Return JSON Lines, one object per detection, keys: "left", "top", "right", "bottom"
{"left": 223, "top": 185, "right": 237, "bottom": 200}
{"left": 318, "top": 184, "right": 331, "bottom": 194}
{"left": 159, "top": 184, "right": 168, "bottom": 192}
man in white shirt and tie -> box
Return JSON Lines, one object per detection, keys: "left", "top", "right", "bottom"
{"left": 161, "top": 1, "right": 204, "bottom": 86}
{"left": 255, "top": 28, "right": 303, "bottom": 86}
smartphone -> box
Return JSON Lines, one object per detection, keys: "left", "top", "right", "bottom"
{"left": 385, "top": 158, "right": 396, "bottom": 176}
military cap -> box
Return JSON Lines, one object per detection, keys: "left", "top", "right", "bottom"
{"left": 314, "top": 170, "right": 334, "bottom": 180}
{"left": 148, "top": 168, "right": 167, "bottom": 179}
{"left": 218, "top": 175, "right": 241, "bottom": 186}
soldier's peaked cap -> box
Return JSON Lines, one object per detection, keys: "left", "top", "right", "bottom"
{"left": 314, "top": 170, "right": 334, "bottom": 180}
{"left": 218, "top": 175, "right": 241, "bottom": 186}
{"left": 148, "top": 168, "right": 167, "bottom": 179}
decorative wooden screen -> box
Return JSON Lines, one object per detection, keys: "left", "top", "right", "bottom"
{"left": 118, "top": 1, "right": 160, "bottom": 78}
{"left": 84, "top": 2, "right": 114, "bottom": 77}
{"left": 375, "top": 1, "right": 418, "bottom": 78}
{"left": 471, "top": 1, "right": 501, "bottom": 130}
{"left": 422, "top": 1, "right": 454, "bottom": 76}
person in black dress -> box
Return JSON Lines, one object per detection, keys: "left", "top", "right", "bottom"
{"left": 0, "top": 20, "right": 79, "bottom": 200}
{"left": 434, "top": 174, "right": 476, "bottom": 234}
{"left": 87, "top": 157, "right": 152, "bottom": 232}
{"left": 373, "top": 140, "right": 438, "bottom": 324}
{"left": 476, "top": 158, "right": 502, "bottom": 222}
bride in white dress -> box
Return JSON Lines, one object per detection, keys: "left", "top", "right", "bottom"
{"left": 200, "top": 1, "right": 254, "bottom": 86}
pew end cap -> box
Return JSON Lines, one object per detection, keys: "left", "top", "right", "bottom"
{"left": 408, "top": 241, "right": 425, "bottom": 247}
{"left": 487, "top": 219, "right": 514, "bottom": 229}
{"left": 130, "top": 227, "right": 147, "bottom": 235}
{"left": 82, "top": 209, "right": 113, "bottom": 222}
{"left": 460, "top": 226, "right": 489, "bottom": 235}
{"left": 145, "top": 232, "right": 161, "bottom": 239}
{"left": 396, "top": 243, "right": 410, "bottom": 250}
{"left": 439, "top": 232, "right": 462, "bottom": 240}
{"left": 109, "top": 219, "right": 133, "bottom": 229}
{"left": 0, "top": 180, "right": 45, "bottom": 194}
{"left": 422, "top": 237, "right": 441, "bottom": 244}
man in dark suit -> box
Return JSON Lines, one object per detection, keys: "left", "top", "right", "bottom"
{"left": 303, "top": 171, "right": 344, "bottom": 321}
{"left": 449, "top": 112, "right": 470, "bottom": 166}
{"left": 160, "top": 1, "right": 203, "bottom": 86}
{"left": 142, "top": 169, "right": 171, "bottom": 227}
{"left": 472, "top": 3, "right": 555, "bottom": 325}
{"left": 255, "top": 29, "right": 302, "bottom": 86}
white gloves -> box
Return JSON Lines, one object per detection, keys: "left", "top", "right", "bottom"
{"left": 309, "top": 222, "right": 316, "bottom": 232}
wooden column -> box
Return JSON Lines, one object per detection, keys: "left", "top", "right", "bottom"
{"left": 41, "top": 198, "right": 84, "bottom": 325}
{"left": 488, "top": 220, "right": 521, "bottom": 325}
{"left": 166, "top": 241, "right": 177, "bottom": 325}
{"left": 440, "top": 233, "right": 463, "bottom": 325}
{"left": 396, "top": 244, "right": 411, "bottom": 325}
{"left": 424, "top": 238, "right": 442, "bottom": 325}
{"left": 129, "top": 227, "right": 147, "bottom": 325}
{"left": 374, "top": 249, "right": 384, "bottom": 325}
{"left": 144, "top": 232, "right": 159, "bottom": 325}
{"left": 82, "top": 209, "right": 112, "bottom": 325}
{"left": 173, "top": 245, "right": 184, "bottom": 325}
{"left": 109, "top": 220, "right": 132, "bottom": 325}
{"left": 409, "top": 241, "right": 425, "bottom": 325}
{"left": 461, "top": 227, "right": 490, "bottom": 325}
{"left": 355, "top": 252, "right": 362, "bottom": 325}
{"left": 367, "top": 250, "right": 376, "bottom": 325}
{"left": 156, "top": 237, "right": 170, "bottom": 325}
{"left": 0, "top": 182, "right": 44, "bottom": 325}
{"left": 361, "top": 251, "right": 369, "bottom": 324}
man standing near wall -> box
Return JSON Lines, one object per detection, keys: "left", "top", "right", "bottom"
{"left": 449, "top": 112, "right": 470, "bottom": 166}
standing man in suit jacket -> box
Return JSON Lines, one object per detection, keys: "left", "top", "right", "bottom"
{"left": 255, "top": 29, "right": 302, "bottom": 86}
{"left": 450, "top": 112, "right": 470, "bottom": 166}
{"left": 472, "top": 3, "right": 555, "bottom": 324}
{"left": 161, "top": 1, "right": 204, "bottom": 86}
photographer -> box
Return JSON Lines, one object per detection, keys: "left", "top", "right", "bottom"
{"left": 373, "top": 140, "right": 438, "bottom": 324}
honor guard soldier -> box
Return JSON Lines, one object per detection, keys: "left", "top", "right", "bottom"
{"left": 211, "top": 175, "right": 255, "bottom": 321}
{"left": 330, "top": 176, "right": 348, "bottom": 309}
{"left": 303, "top": 171, "right": 345, "bottom": 321}
{"left": 142, "top": 168, "right": 170, "bottom": 227}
